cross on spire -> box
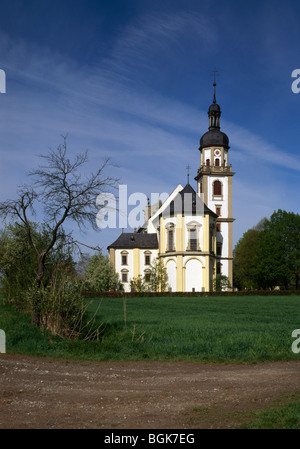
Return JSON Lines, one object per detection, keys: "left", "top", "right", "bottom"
{"left": 186, "top": 164, "right": 191, "bottom": 184}
{"left": 212, "top": 69, "right": 219, "bottom": 83}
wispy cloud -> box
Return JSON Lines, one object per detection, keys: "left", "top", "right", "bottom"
{"left": 226, "top": 121, "right": 300, "bottom": 172}
{"left": 103, "top": 11, "right": 218, "bottom": 79}
{"left": 0, "top": 7, "right": 299, "bottom": 251}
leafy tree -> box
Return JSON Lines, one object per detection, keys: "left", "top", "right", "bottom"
{"left": 234, "top": 210, "right": 300, "bottom": 290}
{"left": 84, "top": 252, "right": 119, "bottom": 292}
{"left": 75, "top": 252, "right": 92, "bottom": 279}
{"left": 130, "top": 276, "right": 147, "bottom": 293}
{"left": 0, "top": 222, "right": 74, "bottom": 304}
{"left": 257, "top": 210, "right": 300, "bottom": 289}
{"left": 233, "top": 229, "right": 262, "bottom": 290}
{"left": 148, "top": 259, "right": 168, "bottom": 292}
{"left": 129, "top": 259, "right": 168, "bottom": 293}
{"left": 213, "top": 274, "right": 231, "bottom": 292}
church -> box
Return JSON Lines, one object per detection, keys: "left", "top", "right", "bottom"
{"left": 107, "top": 82, "right": 235, "bottom": 292}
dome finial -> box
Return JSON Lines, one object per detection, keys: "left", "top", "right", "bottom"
{"left": 213, "top": 82, "right": 216, "bottom": 104}
{"left": 212, "top": 69, "right": 218, "bottom": 104}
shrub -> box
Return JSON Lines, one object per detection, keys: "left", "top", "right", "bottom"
{"left": 24, "top": 264, "right": 100, "bottom": 340}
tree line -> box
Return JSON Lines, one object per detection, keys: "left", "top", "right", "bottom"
{"left": 233, "top": 210, "right": 300, "bottom": 290}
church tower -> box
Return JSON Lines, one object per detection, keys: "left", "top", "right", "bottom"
{"left": 195, "top": 81, "right": 235, "bottom": 287}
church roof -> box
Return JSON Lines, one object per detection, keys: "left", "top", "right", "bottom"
{"left": 107, "top": 232, "right": 158, "bottom": 249}
{"left": 172, "top": 183, "right": 218, "bottom": 217}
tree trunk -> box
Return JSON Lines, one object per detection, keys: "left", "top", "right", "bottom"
{"left": 31, "top": 252, "right": 46, "bottom": 326}
{"left": 36, "top": 252, "right": 46, "bottom": 287}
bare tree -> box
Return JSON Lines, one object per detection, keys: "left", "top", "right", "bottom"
{"left": 0, "top": 136, "right": 118, "bottom": 322}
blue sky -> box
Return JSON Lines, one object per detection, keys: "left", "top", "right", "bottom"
{"left": 0, "top": 0, "right": 300, "bottom": 254}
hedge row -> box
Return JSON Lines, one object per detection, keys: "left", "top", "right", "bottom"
{"left": 83, "top": 290, "right": 300, "bottom": 298}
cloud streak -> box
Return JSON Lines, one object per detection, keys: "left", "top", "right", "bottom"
{"left": 0, "top": 7, "right": 299, "bottom": 251}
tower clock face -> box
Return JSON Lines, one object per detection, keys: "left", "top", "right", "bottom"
{"left": 214, "top": 149, "right": 221, "bottom": 156}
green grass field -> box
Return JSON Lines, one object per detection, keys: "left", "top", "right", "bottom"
{"left": 1, "top": 295, "right": 299, "bottom": 363}
{"left": 1, "top": 295, "right": 300, "bottom": 429}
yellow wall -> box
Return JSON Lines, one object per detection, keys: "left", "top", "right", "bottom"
{"left": 176, "top": 215, "right": 184, "bottom": 251}
{"left": 109, "top": 248, "right": 115, "bottom": 269}
{"left": 176, "top": 255, "right": 183, "bottom": 292}
{"left": 133, "top": 248, "right": 140, "bottom": 279}
{"left": 202, "top": 214, "right": 210, "bottom": 252}
{"left": 159, "top": 216, "right": 166, "bottom": 254}
{"left": 203, "top": 256, "right": 210, "bottom": 291}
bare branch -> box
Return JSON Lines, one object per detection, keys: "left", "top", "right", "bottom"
{"left": 0, "top": 135, "right": 119, "bottom": 286}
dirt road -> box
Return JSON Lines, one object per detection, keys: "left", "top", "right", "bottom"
{"left": 0, "top": 354, "right": 299, "bottom": 429}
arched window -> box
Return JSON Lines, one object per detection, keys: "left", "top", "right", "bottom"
{"left": 166, "top": 223, "right": 175, "bottom": 252}
{"left": 144, "top": 251, "right": 152, "bottom": 266}
{"left": 215, "top": 158, "right": 220, "bottom": 167}
{"left": 206, "top": 159, "right": 210, "bottom": 167}
{"left": 213, "top": 180, "right": 222, "bottom": 196}
{"left": 189, "top": 228, "right": 197, "bottom": 250}
{"left": 168, "top": 228, "right": 174, "bottom": 251}
{"left": 186, "top": 222, "right": 200, "bottom": 251}
{"left": 121, "top": 251, "right": 129, "bottom": 265}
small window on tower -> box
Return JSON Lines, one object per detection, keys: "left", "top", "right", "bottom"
{"left": 213, "top": 180, "right": 222, "bottom": 196}
{"left": 206, "top": 159, "right": 210, "bottom": 167}
{"left": 215, "top": 158, "right": 220, "bottom": 166}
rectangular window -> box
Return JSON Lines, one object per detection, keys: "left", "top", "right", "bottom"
{"left": 122, "top": 255, "right": 127, "bottom": 265}
{"left": 145, "top": 273, "right": 151, "bottom": 282}
{"left": 145, "top": 255, "right": 151, "bottom": 265}
{"left": 189, "top": 228, "right": 197, "bottom": 251}
{"left": 122, "top": 272, "right": 128, "bottom": 282}
{"left": 168, "top": 229, "right": 174, "bottom": 251}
